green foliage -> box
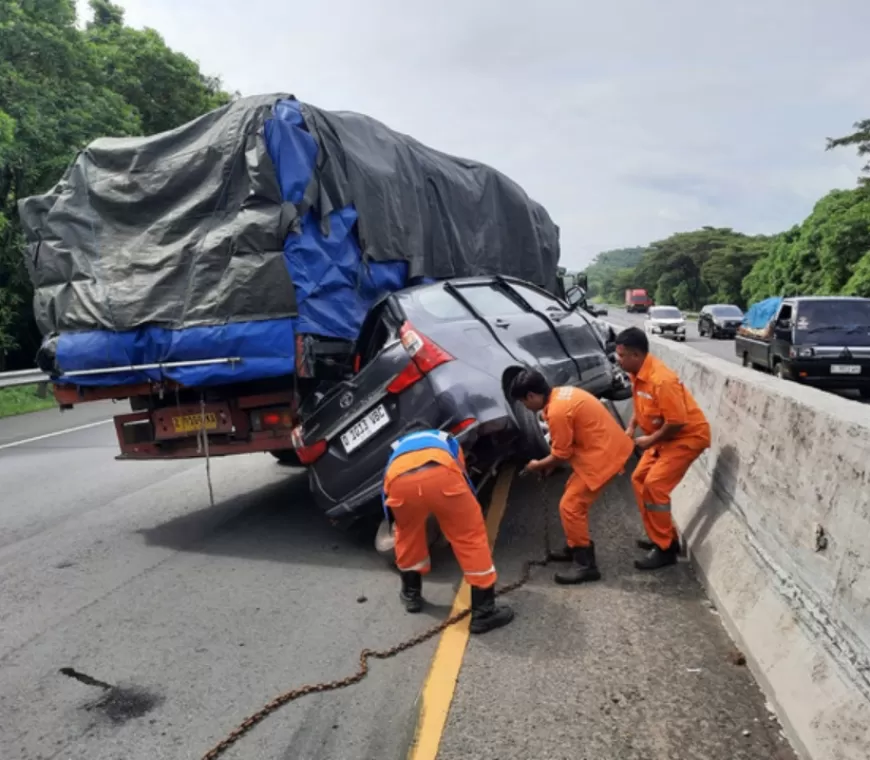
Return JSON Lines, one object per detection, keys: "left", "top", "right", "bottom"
{"left": 0, "top": 0, "right": 230, "bottom": 369}
{"left": 584, "top": 247, "right": 646, "bottom": 301}
{"left": 0, "top": 383, "right": 57, "bottom": 418}
{"left": 827, "top": 119, "right": 870, "bottom": 187}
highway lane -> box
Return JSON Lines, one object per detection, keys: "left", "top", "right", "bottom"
{"left": 0, "top": 407, "right": 464, "bottom": 760}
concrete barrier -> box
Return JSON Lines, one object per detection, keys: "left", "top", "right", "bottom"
{"left": 642, "top": 336, "right": 870, "bottom": 760}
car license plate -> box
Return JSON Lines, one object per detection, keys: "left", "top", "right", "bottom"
{"left": 831, "top": 365, "right": 861, "bottom": 375}
{"left": 172, "top": 412, "right": 218, "bottom": 434}
{"left": 340, "top": 405, "right": 390, "bottom": 454}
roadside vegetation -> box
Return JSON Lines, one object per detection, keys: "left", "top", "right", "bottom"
{"left": 586, "top": 122, "right": 870, "bottom": 311}
{"left": 0, "top": 384, "right": 56, "bottom": 418}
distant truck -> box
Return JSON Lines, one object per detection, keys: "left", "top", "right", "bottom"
{"left": 735, "top": 295, "right": 870, "bottom": 398}
{"left": 625, "top": 288, "right": 653, "bottom": 313}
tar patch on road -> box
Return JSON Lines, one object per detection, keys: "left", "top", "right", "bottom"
{"left": 60, "top": 667, "right": 164, "bottom": 725}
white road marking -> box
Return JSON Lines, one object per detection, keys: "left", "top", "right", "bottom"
{"left": 0, "top": 419, "right": 113, "bottom": 451}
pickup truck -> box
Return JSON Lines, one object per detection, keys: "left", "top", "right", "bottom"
{"left": 735, "top": 296, "right": 870, "bottom": 398}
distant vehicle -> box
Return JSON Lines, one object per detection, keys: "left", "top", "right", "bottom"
{"left": 735, "top": 296, "right": 870, "bottom": 398}
{"left": 625, "top": 288, "right": 653, "bottom": 313}
{"left": 293, "top": 275, "right": 632, "bottom": 534}
{"left": 698, "top": 304, "right": 744, "bottom": 339}
{"left": 644, "top": 306, "right": 687, "bottom": 341}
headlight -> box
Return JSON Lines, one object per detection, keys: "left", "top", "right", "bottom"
{"left": 791, "top": 346, "right": 814, "bottom": 358}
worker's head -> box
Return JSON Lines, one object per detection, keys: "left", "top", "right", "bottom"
{"left": 509, "top": 369, "right": 551, "bottom": 412}
{"left": 614, "top": 327, "right": 649, "bottom": 375}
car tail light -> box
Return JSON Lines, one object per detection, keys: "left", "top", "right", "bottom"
{"left": 250, "top": 407, "right": 295, "bottom": 432}
{"left": 387, "top": 322, "right": 454, "bottom": 393}
{"left": 450, "top": 418, "right": 477, "bottom": 435}
{"left": 291, "top": 425, "right": 327, "bottom": 464}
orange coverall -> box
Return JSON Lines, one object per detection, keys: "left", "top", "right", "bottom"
{"left": 544, "top": 386, "right": 635, "bottom": 547}
{"left": 383, "top": 446, "right": 496, "bottom": 588}
{"left": 630, "top": 354, "right": 711, "bottom": 549}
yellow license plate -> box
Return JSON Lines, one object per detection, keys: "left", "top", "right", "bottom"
{"left": 172, "top": 412, "right": 218, "bottom": 434}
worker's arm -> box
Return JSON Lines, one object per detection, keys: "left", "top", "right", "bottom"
{"left": 635, "top": 380, "right": 687, "bottom": 450}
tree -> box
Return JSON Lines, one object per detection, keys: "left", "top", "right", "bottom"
{"left": 827, "top": 119, "right": 870, "bottom": 187}
{"left": 0, "top": 0, "right": 230, "bottom": 369}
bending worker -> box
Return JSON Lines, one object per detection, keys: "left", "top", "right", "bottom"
{"left": 614, "top": 327, "right": 711, "bottom": 571}
{"left": 382, "top": 429, "right": 514, "bottom": 635}
{"left": 510, "top": 369, "right": 634, "bottom": 584}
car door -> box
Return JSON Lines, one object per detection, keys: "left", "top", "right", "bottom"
{"left": 454, "top": 282, "right": 578, "bottom": 387}
{"left": 770, "top": 301, "right": 794, "bottom": 365}
{"left": 505, "top": 282, "right": 611, "bottom": 394}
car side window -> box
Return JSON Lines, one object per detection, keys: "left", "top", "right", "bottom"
{"left": 509, "top": 283, "right": 565, "bottom": 312}
{"left": 457, "top": 285, "right": 526, "bottom": 317}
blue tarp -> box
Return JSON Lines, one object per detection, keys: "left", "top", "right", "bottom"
{"left": 20, "top": 94, "right": 560, "bottom": 387}
{"left": 742, "top": 296, "right": 783, "bottom": 330}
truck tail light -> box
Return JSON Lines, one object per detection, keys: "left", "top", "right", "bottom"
{"left": 250, "top": 407, "right": 295, "bottom": 432}
{"left": 291, "top": 426, "right": 327, "bottom": 464}
{"left": 387, "top": 322, "right": 454, "bottom": 394}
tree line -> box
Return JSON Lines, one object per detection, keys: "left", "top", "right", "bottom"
{"left": 586, "top": 122, "right": 870, "bottom": 311}
{"left": 0, "top": 0, "right": 231, "bottom": 369}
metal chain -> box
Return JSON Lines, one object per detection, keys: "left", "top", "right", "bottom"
{"left": 200, "top": 480, "right": 554, "bottom": 760}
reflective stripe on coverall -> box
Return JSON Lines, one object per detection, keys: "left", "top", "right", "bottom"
{"left": 544, "top": 387, "right": 635, "bottom": 548}
{"left": 630, "top": 354, "right": 712, "bottom": 549}
{"left": 383, "top": 430, "right": 496, "bottom": 588}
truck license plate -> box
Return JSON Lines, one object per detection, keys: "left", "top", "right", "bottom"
{"left": 341, "top": 405, "right": 390, "bottom": 454}
{"left": 172, "top": 412, "right": 218, "bottom": 434}
{"left": 831, "top": 365, "right": 861, "bottom": 375}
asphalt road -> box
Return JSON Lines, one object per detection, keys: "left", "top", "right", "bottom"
{"left": 0, "top": 399, "right": 797, "bottom": 760}
{"left": 0, "top": 404, "right": 462, "bottom": 760}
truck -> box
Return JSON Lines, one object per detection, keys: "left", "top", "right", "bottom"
{"left": 18, "top": 94, "right": 561, "bottom": 463}
{"left": 735, "top": 295, "right": 870, "bottom": 398}
{"left": 625, "top": 288, "right": 653, "bottom": 313}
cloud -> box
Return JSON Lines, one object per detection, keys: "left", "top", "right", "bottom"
{"left": 77, "top": 0, "right": 870, "bottom": 267}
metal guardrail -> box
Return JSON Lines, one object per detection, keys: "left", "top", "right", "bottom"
{"left": 0, "top": 368, "right": 51, "bottom": 389}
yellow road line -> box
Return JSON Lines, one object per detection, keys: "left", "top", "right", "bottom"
{"left": 406, "top": 464, "right": 515, "bottom": 760}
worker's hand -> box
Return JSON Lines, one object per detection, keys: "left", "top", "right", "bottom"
{"left": 625, "top": 422, "right": 636, "bottom": 439}
{"left": 521, "top": 459, "right": 545, "bottom": 477}
{"left": 635, "top": 435, "right": 655, "bottom": 451}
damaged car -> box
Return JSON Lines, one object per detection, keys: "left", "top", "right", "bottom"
{"left": 291, "top": 275, "right": 631, "bottom": 551}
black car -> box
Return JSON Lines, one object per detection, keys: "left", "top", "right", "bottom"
{"left": 292, "top": 276, "right": 631, "bottom": 528}
{"left": 698, "top": 304, "right": 744, "bottom": 338}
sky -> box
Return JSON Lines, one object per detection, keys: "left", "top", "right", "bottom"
{"left": 77, "top": 0, "right": 870, "bottom": 268}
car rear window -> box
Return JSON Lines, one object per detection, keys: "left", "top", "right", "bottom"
{"left": 710, "top": 305, "right": 743, "bottom": 317}
{"left": 456, "top": 285, "right": 526, "bottom": 317}
{"left": 399, "top": 286, "right": 473, "bottom": 321}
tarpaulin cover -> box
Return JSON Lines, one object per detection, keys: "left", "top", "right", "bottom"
{"left": 18, "top": 94, "right": 560, "bottom": 387}
{"left": 742, "top": 297, "right": 783, "bottom": 330}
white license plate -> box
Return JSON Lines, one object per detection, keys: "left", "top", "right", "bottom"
{"left": 340, "top": 405, "right": 390, "bottom": 453}
{"left": 831, "top": 365, "right": 861, "bottom": 375}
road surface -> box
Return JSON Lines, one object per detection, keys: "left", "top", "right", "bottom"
{"left": 0, "top": 402, "right": 796, "bottom": 759}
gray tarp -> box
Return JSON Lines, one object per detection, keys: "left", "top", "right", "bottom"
{"left": 18, "top": 93, "right": 560, "bottom": 374}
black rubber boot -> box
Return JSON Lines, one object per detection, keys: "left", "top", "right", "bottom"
{"left": 469, "top": 585, "right": 514, "bottom": 635}
{"left": 554, "top": 544, "right": 602, "bottom": 585}
{"left": 547, "top": 545, "right": 573, "bottom": 562}
{"left": 634, "top": 545, "right": 678, "bottom": 571}
{"left": 399, "top": 571, "right": 424, "bottom": 613}
{"left": 637, "top": 537, "right": 680, "bottom": 553}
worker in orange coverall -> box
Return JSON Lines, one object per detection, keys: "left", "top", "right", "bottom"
{"left": 510, "top": 369, "right": 635, "bottom": 584}
{"left": 614, "top": 327, "right": 711, "bottom": 571}
{"left": 382, "top": 429, "right": 514, "bottom": 635}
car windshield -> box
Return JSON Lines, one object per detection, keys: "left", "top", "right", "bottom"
{"left": 798, "top": 300, "right": 870, "bottom": 331}
{"left": 651, "top": 307, "right": 681, "bottom": 319}
{"left": 710, "top": 305, "right": 743, "bottom": 318}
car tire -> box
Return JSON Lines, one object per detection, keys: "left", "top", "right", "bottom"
{"left": 271, "top": 450, "right": 302, "bottom": 467}
{"left": 511, "top": 399, "right": 550, "bottom": 459}
{"left": 375, "top": 514, "right": 441, "bottom": 568}
{"left": 773, "top": 362, "right": 788, "bottom": 380}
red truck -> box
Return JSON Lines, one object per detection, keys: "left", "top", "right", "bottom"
{"left": 625, "top": 288, "right": 654, "bottom": 314}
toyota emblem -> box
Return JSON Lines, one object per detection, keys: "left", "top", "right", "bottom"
{"left": 339, "top": 391, "right": 354, "bottom": 410}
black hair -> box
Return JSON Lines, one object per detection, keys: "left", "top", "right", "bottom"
{"left": 614, "top": 326, "right": 649, "bottom": 354}
{"left": 509, "top": 368, "right": 551, "bottom": 400}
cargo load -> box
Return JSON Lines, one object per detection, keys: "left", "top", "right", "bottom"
{"left": 737, "top": 296, "right": 782, "bottom": 339}
{"left": 18, "top": 94, "right": 560, "bottom": 389}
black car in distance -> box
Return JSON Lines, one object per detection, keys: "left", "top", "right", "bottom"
{"left": 699, "top": 303, "right": 744, "bottom": 339}
{"left": 292, "top": 275, "right": 631, "bottom": 536}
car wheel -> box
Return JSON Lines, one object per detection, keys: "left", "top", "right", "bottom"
{"left": 773, "top": 362, "right": 788, "bottom": 380}
{"left": 511, "top": 399, "right": 550, "bottom": 459}
{"left": 375, "top": 515, "right": 441, "bottom": 568}
{"left": 271, "top": 450, "right": 302, "bottom": 467}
